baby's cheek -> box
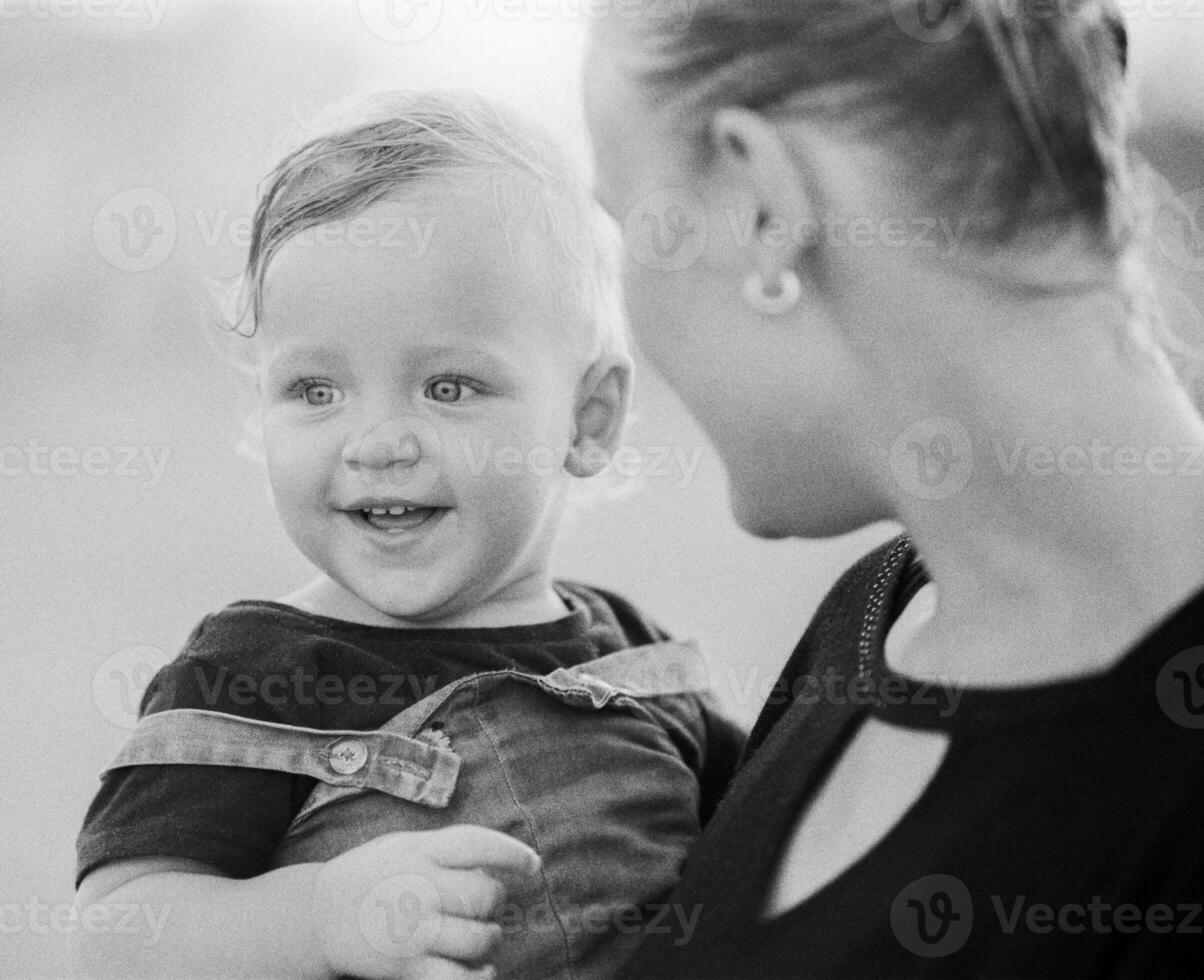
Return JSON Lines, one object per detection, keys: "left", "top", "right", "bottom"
{"left": 262, "top": 437, "right": 304, "bottom": 487}
{"left": 263, "top": 437, "right": 327, "bottom": 512}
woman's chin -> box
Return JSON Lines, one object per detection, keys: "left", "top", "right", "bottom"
{"left": 730, "top": 484, "right": 886, "bottom": 541}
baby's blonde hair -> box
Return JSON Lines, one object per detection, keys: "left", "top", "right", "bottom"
{"left": 230, "top": 88, "right": 625, "bottom": 362}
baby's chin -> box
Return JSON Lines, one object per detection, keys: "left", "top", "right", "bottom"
{"left": 354, "top": 574, "right": 532, "bottom": 630}
{"left": 290, "top": 567, "right": 455, "bottom": 628}
{"left": 348, "top": 586, "right": 466, "bottom": 629}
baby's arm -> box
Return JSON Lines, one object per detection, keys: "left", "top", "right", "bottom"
{"left": 73, "top": 826, "right": 540, "bottom": 980}
{"left": 74, "top": 855, "right": 328, "bottom": 979}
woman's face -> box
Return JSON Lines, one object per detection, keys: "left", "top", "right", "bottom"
{"left": 583, "top": 25, "right": 885, "bottom": 537}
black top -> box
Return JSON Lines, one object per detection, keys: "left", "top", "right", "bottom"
{"left": 77, "top": 581, "right": 744, "bottom": 887}
{"left": 624, "top": 535, "right": 1204, "bottom": 978}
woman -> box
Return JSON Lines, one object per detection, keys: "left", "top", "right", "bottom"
{"left": 584, "top": 1, "right": 1204, "bottom": 976}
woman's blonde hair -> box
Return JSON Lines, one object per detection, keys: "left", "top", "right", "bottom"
{"left": 623, "top": 0, "right": 1204, "bottom": 400}
{"left": 634, "top": 0, "right": 1131, "bottom": 251}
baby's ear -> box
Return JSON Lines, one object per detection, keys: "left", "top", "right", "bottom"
{"left": 565, "top": 354, "right": 633, "bottom": 478}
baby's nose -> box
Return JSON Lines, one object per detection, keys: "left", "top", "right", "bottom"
{"left": 343, "top": 421, "right": 423, "bottom": 469}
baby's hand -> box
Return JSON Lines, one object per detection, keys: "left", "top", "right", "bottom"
{"left": 311, "top": 825, "right": 541, "bottom": 980}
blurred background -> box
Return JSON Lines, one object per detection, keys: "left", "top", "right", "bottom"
{"left": 1, "top": 2, "right": 1201, "bottom": 975}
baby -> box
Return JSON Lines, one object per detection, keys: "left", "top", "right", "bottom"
{"left": 74, "top": 90, "right": 742, "bottom": 980}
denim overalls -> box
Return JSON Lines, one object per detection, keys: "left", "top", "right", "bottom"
{"left": 108, "top": 640, "right": 711, "bottom": 979}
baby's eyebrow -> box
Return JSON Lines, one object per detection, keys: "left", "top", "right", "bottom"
{"left": 264, "top": 346, "right": 352, "bottom": 378}
{"left": 413, "top": 345, "right": 522, "bottom": 379}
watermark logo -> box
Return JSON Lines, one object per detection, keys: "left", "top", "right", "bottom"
{"left": 92, "top": 188, "right": 176, "bottom": 272}
{"left": 890, "top": 0, "right": 971, "bottom": 43}
{"left": 1154, "top": 188, "right": 1204, "bottom": 273}
{"left": 891, "top": 874, "right": 974, "bottom": 957}
{"left": 1156, "top": 646, "right": 1204, "bottom": 729}
{"left": 357, "top": 0, "right": 444, "bottom": 43}
{"left": 890, "top": 417, "right": 974, "bottom": 501}
{"left": 357, "top": 873, "right": 442, "bottom": 958}
{"left": 92, "top": 645, "right": 170, "bottom": 729}
{"left": 624, "top": 188, "right": 707, "bottom": 273}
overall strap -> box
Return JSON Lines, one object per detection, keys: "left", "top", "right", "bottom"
{"left": 363, "top": 639, "right": 710, "bottom": 738}
{"left": 538, "top": 639, "right": 709, "bottom": 705}
{"left": 106, "top": 708, "right": 460, "bottom": 808}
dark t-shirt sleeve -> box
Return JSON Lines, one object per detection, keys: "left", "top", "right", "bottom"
{"left": 76, "top": 618, "right": 322, "bottom": 886}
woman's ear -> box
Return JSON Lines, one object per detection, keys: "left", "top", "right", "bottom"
{"left": 709, "top": 107, "right": 820, "bottom": 287}
{"left": 565, "top": 353, "right": 634, "bottom": 478}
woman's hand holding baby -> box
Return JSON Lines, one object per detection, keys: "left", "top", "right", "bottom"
{"left": 311, "top": 825, "right": 542, "bottom": 980}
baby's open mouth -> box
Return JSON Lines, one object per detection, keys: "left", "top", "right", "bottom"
{"left": 357, "top": 505, "right": 442, "bottom": 533}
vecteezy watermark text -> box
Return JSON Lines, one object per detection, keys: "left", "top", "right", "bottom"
{"left": 727, "top": 209, "right": 976, "bottom": 256}
{"left": 891, "top": 874, "right": 1201, "bottom": 959}
{"left": 355, "top": 0, "right": 697, "bottom": 45}
{"left": 1, "top": 440, "right": 171, "bottom": 488}
{"left": 493, "top": 899, "right": 702, "bottom": 947}
{"left": 0, "top": 900, "right": 170, "bottom": 945}
{"left": 194, "top": 209, "right": 437, "bottom": 255}
{"left": 992, "top": 438, "right": 1204, "bottom": 479}
{"left": 0, "top": 0, "right": 168, "bottom": 28}
{"left": 719, "top": 663, "right": 964, "bottom": 717}
{"left": 889, "top": 416, "right": 1204, "bottom": 502}
{"left": 190, "top": 666, "right": 441, "bottom": 708}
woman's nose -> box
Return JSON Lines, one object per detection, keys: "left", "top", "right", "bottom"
{"left": 342, "top": 418, "right": 424, "bottom": 470}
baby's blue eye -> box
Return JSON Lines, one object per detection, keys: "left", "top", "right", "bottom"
{"left": 426, "top": 378, "right": 477, "bottom": 403}
{"left": 301, "top": 383, "right": 337, "bottom": 406}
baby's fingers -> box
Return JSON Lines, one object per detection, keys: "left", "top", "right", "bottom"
{"left": 427, "top": 914, "right": 505, "bottom": 964}
{"left": 392, "top": 955, "right": 496, "bottom": 980}
{"left": 434, "top": 869, "right": 508, "bottom": 921}
{"left": 353, "top": 870, "right": 507, "bottom": 964}
{"left": 421, "top": 825, "right": 541, "bottom": 878}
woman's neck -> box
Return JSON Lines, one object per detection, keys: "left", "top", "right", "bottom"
{"left": 869, "top": 263, "right": 1204, "bottom": 685}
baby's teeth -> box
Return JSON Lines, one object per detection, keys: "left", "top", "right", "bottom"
{"left": 362, "top": 505, "right": 414, "bottom": 516}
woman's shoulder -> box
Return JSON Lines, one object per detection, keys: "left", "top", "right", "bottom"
{"left": 777, "top": 533, "right": 921, "bottom": 684}
{"left": 742, "top": 534, "right": 925, "bottom": 758}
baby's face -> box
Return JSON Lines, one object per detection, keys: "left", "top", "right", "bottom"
{"left": 253, "top": 185, "right": 586, "bottom": 627}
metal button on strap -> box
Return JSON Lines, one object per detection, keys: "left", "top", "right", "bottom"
{"left": 328, "top": 737, "right": 368, "bottom": 775}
